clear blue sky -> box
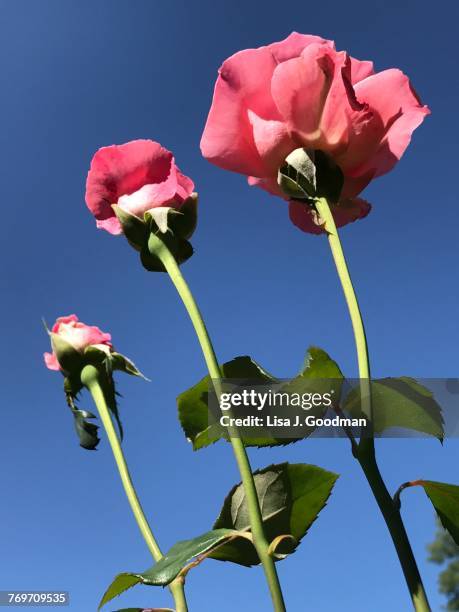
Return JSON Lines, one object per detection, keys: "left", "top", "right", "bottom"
{"left": 0, "top": 1, "right": 457, "bottom": 610}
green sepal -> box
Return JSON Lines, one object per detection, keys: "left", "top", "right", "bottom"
{"left": 64, "top": 376, "right": 100, "bottom": 450}
{"left": 169, "top": 193, "right": 198, "bottom": 239}
{"left": 144, "top": 193, "right": 198, "bottom": 239}
{"left": 83, "top": 347, "right": 148, "bottom": 381}
{"left": 72, "top": 408, "right": 100, "bottom": 450}
{"left": 112, "top": 195, "right": 197, "bottom": 265}
{"left": 210, "top": 462, "right": 338, "bottom": 566}
{"left": 278, "top": 148, "right": 317, "bottom": 199}
{"left": 98, "top": 529, "right": 244, "bottom": 609}
{"left": 64, "top": 373, "right": 83, "bottom": 399}
{"left": 84, "top": 345, "right": 110, "bottom": 366}
{"left": 344, "top": 377, "right": 444, "bottom": 440}
{"left": 112, "top": 205, "right": 148, "bottom": 251}
{"left": 141, "top": 230, "right": 193, "bottom": 273}
{"left": 110, "top": 352, "right": 148, "bottom": 380}
{"left": 278, "top": 148, "right": 344, "bottom": 204}
{"left": 50, "top": 334, "right": 84, "bottom": 373}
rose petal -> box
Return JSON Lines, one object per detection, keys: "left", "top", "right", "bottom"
{"left": 350, "top": 58, "right": 375, "bottom": 84}
{"left": 56, "top": 319, "right": 112, "bottom": 352}
{"left": 247, "top": 110, "right": 296, "bottom": 176}
{"left": 271, "top": 44, "right": 331, "bottom": 144}
{"left": 353, "top": 69, "right": 430, "bottom": 177}
{"left": 51, "top": 314, "right": 78, "bottom": 333}
{"left": 44, "top": 352, "right": 60, "bottom": 371}
{"left": 340, "top": 170, "right": 375, "bottom": 199}
{"left": 200, "top": 47, "right": 279, "bottom": 176}
{"left": 318, "top": 51, "right": 370, "bottom": 154}
{"left": 247, "top": 175, "right": 284, "bottom": 197}
{"left": 96, "top": 216, "right": 123, "bottom": 235}
{"left": 335, "top": 112, "right": 385, "bottom": 176}
{"left": 117, "top": 178, "right": 178, "bottom": 215}
{"left": 268, "top": 32, "right": 333, "bottom": 63}
{"left": 176, "top": 169, "right": 195, "bottom": 201}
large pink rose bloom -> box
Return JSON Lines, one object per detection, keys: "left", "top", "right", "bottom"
{"left": 44, "top": 315, "right": 112, "bottom": 371}
{"left": 86, "top": 139, "right": 195, "bottom": 235}
{"left": 201, "top": 32, "right": 429, "bottom": 233}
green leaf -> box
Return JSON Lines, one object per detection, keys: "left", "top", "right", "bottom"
{"left": 98, "top": 574, "right": 142, "bottom": 610}
{"left": 344, "top": 377, "right": 444, "bottom": 439}
{"left": 72, "top": 408, "right": 100, "bottom": 450}
{"left": 210, "top": 462, "right": 338, "bottom": 566}
{"left": 64, "top": 377, "right": 100, "bottom": 450}
{"left": 418, "top": 481, "right": 459, "bottom": 545}
{"left": 177, "top": 347, "right": 343, "bottom": 450}
{"left": 281, "top": 347, "right": 343, "bottom": 436}
{"left": 100, "top": 464, "right": 339, "bottom": 605}
{"left": 140, "top": 529, "right": 241, "bottom": 585}
{"left": 99, "top": 529, "right": 242, "bottom": 609}
{"left": 287, "top": 464, "right": 338, "bottom": 540}
{"left": 297, "top": 347, "right": 344, "bottom": 380}
{"left": 177, "top": 355, "right": 277, "bottom": 450}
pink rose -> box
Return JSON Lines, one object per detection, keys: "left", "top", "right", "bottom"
{"left": 44, "top": 314, "right": 112, "bottom": 371}
{"left": 200, "top": 32, "right": 429, "bottom": 233}
{"left": 85, "top": 139, "right": 195, "bottom": 235}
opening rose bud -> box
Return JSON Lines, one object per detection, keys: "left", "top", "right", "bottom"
{"left": 85, "top": 139, "right": 195, "bottom": 236}
{"left": 201, "top": 32, "right": 430, "bottom": 234}
{"left": 44, "top": 314, "right": 112, "bottom": 372}
{"left": 43, "top": 316, "right": 146, "bottom": 450}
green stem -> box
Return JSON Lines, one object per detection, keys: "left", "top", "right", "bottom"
{"left": 150, "top": 234, "right": 286, "bottom": 612}
{"left": 314, "top": 197, "right": 431, "bottom": 612}
{"left": 80, "top": 364, "right": 188, "bottom": 612}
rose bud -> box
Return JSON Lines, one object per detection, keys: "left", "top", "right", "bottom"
{"left": 201, "top": 32, "right": 429, "bottom": 234}
{"left": 85, "top": 139, "right": 197, "bottom": 270}
{"left": 44, "top": 315, "right": 146, "bottom": 449}
{"left": 44, "top": 314, "right": 112, "bottom": 373}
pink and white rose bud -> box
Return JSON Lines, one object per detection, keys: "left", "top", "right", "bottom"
{"left": 44, "top": 315, "right": 112, "bottom": 372}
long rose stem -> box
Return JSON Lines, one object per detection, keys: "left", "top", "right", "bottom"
{"left": 80, "top": 364, "right": 188, "bottom": 612}
{"left": 314, "top": 197, "right": 431, "bottom": 612}
{"left": 149, "top": 234, "right": 287, "bottom": 612}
